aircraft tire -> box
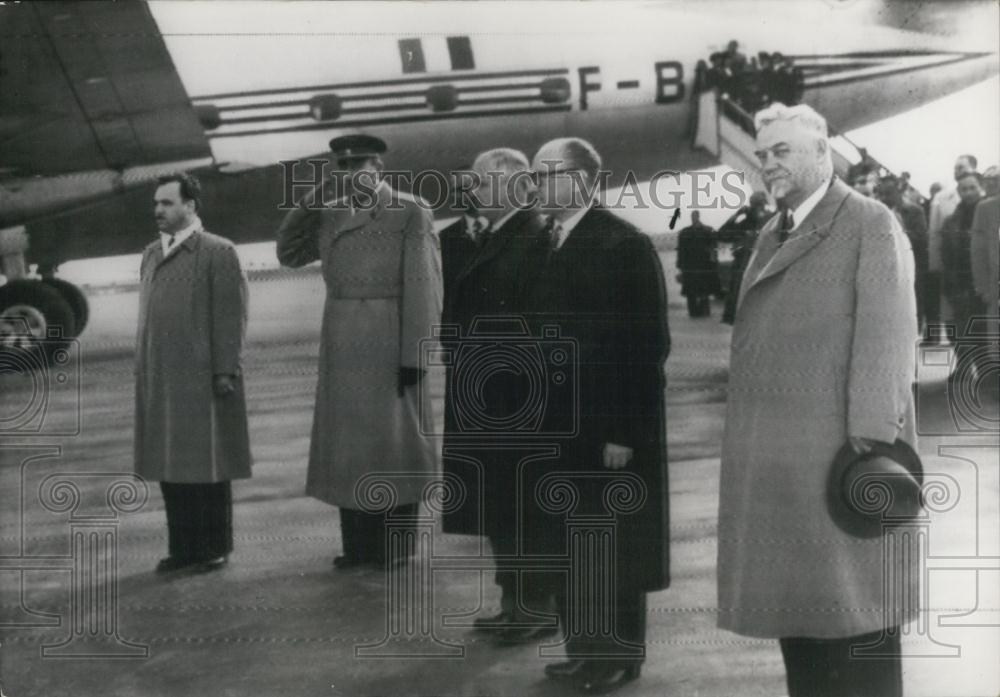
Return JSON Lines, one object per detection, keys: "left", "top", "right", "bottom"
{"left": 41, "top": 278, "right": 90, "bottom": 337}
{"left": 0, "top": 279, "right": 77, "bottom": 367}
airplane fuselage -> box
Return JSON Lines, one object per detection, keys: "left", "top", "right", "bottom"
{"left": 3, "top": 1, "right": 997, "bottom": 268}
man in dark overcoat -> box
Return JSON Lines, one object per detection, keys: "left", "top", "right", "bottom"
{"left": 877, "top": 174, "right": 930, "bottom": 330}
{"left": 718, "top": 191, "right": 774, "bottom": 324}
{"left": 676, "top": 210, "right": 720, "bottom": 318}
{"left": 941, "top": 171, "right": 988, "bottom": 384}
{"left": 438, "top": 166, "right": 484, "bottom": 308}
{"left": 135, "top": 173, "right": 252, "bottom": 574}
{"left": 440, "top": 148, "right": 554, "bottom": 642}
{"left": 523, "top": 137, "right": 670, "bottom": 694}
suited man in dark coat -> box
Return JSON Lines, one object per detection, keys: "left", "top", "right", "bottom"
{"left": 718, "top": 191, "right": 774, "bottom": 324}
{"left": 676, "top": 210, "right": 720, "bottom": 318}
{"left": 439, "top": 148, "right": 554, "bottom": 642}
{"left": 438, "top": 166, "right": 484, "bottom": 309}
{"left": 877, "top": 174, "right": 930, "bottom": 330}
{"left": 523, "top": 137, "right": 671, "bottom": 694}
{"left": 941, "top": 171, "right": 988, "bottom": 384}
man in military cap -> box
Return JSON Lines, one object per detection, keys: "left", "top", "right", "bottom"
{"left": 276, "top": 134, "right": 442, "bottom": 571}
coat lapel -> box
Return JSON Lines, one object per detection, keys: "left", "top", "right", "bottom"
{"left": 742, "top": 179, "right": 851, "bottom": 296}
{"left": 455, "top": 210, "right": 528, "bottom": 284}
{"left": 153, "top": 229, "right": 201, "bottom": 271}
{"left": 552, "top": 207, "right": 601, "bottom": 259}
{"left": 146, "top": 241, "right": 165, "bottom": 271}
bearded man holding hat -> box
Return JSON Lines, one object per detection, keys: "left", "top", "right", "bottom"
{"left": 717, "top": 102, "right": 923, "bottom": 697}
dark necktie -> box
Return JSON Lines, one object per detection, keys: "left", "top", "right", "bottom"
{"left": 540, "top": 217, "right": 559, "bottom": 262}
{"left": 167, "top": 234, "right": 176, "bottom": 250}
{"left": 475, "top": 220, "right": 493, "bottom": 248}
{"left": 549, "top": 220, "right": 563, "bottom": 252}
{"left": 777, "top": 208, "right": 794, "bottom": 245}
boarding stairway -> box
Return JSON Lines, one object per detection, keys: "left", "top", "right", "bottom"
{"left": 692, "top": 89, "right": 901, "bottom": 196}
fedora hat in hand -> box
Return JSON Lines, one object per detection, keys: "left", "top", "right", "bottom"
{"left": 826, "top": 439, "right": 924, "bottom": 539}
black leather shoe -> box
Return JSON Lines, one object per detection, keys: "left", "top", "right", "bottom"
{"left": 577, "top": 662, "right": 641, "bottom": 694}
{"left": 193, "top": 555, "right": 228, "bottom": 573}
{"left": 332, "top": 555, "right": 367, "bottom": 570}
{"left": 493, "top": 622, "right": 558, "bottom": 646}
{"left": 544, "top": 659, "right": 589, "bottom": 680}
{"left": 155, "top": 556, "right": 197, "bottom": 573}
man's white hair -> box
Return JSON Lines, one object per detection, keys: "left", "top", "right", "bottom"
{"left": 473, "top": 148, "right": 529, "bottom": 176}
{"left": 754, "top": 102, "right": 828, "bottom": 140}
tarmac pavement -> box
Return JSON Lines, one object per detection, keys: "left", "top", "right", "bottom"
{"left": 1, "top": 252, "right": 997, "bottom": 697}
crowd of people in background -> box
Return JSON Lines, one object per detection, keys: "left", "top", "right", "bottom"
{"left": 847, "top": 154, "right": 928, "bottom": 212}
{"left": 689, "top": 38, "right": 997, "bottom": 391}
{"left": 930, "top": 158, "right": 1000, "bottom": 384}
{"left": 677, "top": 150, "right": 999, "bottom": 394}
{"left": 696, "top": 40, "right": 804, "bottom": 115}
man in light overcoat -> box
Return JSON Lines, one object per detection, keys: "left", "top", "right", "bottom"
{"left": 717, "top": 103, "right": 919, "bottom": 697}
{"left": 135, "top": 173, "right": 252, "bottom": 574}
{"left": 276, "top": 135, "right": 442, "bottom": 571}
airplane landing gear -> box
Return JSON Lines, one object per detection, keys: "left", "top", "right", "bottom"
{"left": 40, "top": 278, "right": 89, "bottom": 335}
{"left": 0, "top": 279, "right": 77, "bottom": 358}
{"left": 1, "top": 226, "right": 85, "bottom": 365}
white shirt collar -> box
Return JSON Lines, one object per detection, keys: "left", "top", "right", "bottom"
{"left": 160, "top": 216, "right": 201, "bottom": 256}
{"left": 788, "top": 180, "right": 829, "bottom": 233}
{"left": 464, "top": 208, "right": 519, "bottom": 242}
{"left": 464, "top": 212, "right": 489, "bottom": 240}
{"left": 553, "top": 203, "right": 593, "bottom": 249}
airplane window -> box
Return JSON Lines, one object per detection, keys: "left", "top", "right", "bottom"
{"left": 399, "top": 38, "right": 426, "bottom": 74}
{"left": 447, "top": 36, "right": 475, "bottom": 71}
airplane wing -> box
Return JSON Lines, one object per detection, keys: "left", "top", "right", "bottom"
{"left": 870, "top": 0, "right": 997, "bottom": 39}
{"left": 0, "top": 1, "right": 211, "bottom": 178}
